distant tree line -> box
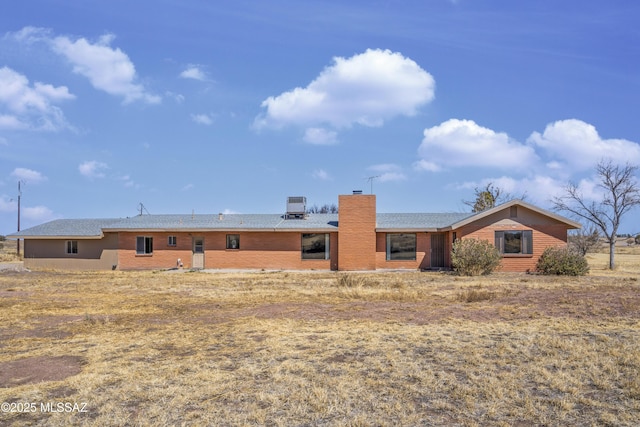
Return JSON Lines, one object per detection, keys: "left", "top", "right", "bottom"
{"left": 306, "top": 204, "right": 338, "bottom": 214}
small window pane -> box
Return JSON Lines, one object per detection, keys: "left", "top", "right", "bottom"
{"left": 137, "top": 236, "right": 153, "bottom": 254}
{"left": 66, "top": 240, "right": 78, "bottom": 254}
{"left": 302, "top": 234, "right": 329, "bottom": 260}
{"left": 168, "top": 236, "right": 177, "bottom": 246}
{"left": 226, "top": 234, "right": 240, "bottom": 249}
{"left": 503, "top": 231, "right": 522, "bottom": 254}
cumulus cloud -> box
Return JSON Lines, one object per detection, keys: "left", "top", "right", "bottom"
{"left": 417, "top": 119, "right": 538, "bottom": 171}
{"left": 11, "top": 167, "right": 47, "bottom": 184}
{"left": 255, "top": 49, "right": 435, "bottom": 140}
{"left": 0, "top": 67, "right": 74, "bottom": 131}
{"left": 191, "top": 113, "right": 214, "bottom": 125}
{"left": 527, "top": 119, "right": 640, "bottom": 172}
{"left": 23, "top": 205, "right": 55, "bottom": 222}
{"left": 78, "top": 161, "right": 108, "bottom": 179}
{"left": 180, "top": 66, "right": 207, "bottom": 81}
{"left": 312, "top": 169, "right": 331, "bottom": 181}
{"left": 7, "top": 27, "right": 159, "bottom": 104}
{"left": 303, "top": 128, "right": 338, "bottom": 145}
{"left": 50, "top": 32, "right": 160, "bottom": 104}
{"left": 368, "top": 164, "right": 407, "bottom": 182}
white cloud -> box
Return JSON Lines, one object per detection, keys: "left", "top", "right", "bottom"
{"left": 368, "top": 164, "right": 407, "bottom": 182}
{"left": 165, "top": 91, "right": 185, "bottom": 104}
{"left": 458, "top": 175, "right": 566, "bottom": 206}
{"left": 11, "top": 167, "right": 47, "bottom": 184}
{"left": 0, "top": 196, "right": 16, "bottom": 212}
{"left": 191, "top": 113, "right": 214, "bottom": 125}
{"left": 413, "top": 159, "right": 441, "bottom": 172}
{"left": 9, "top": 26, "right": 51, "bottom": 43}
{"left": 22, "top": 205, "right": 55, "bottom": 222}
{"left": 182, "top": 183, "right": 194, "bottom": 191}
{"left": 0, "top": 114, "right": 27, "bottom": 130}
{"left": 255, "top": 48, "right": 435, "bottom": 136}
{"left": 51, "top": 32, "right": 160, "bottom": 104}
{"left": 0, "top": 66, "right": 74, "bottom": 131}
{"left": 303, "top": 128, "right": 338, "bottom": 145}
{"left": 418, "top": 119, "right": 538, "bottom": 171}
{"left": 116, "top": 174, "right": 139, "bottom": 188}
{"left": 527, "top": 119, "right": 640, "bottom": 172}
{"left": 180, "top": 66, "right": 207, "bottom": 81}
{"left": 312, "top": 169, "right": 331, "bottom": 181}
{"left": 78, "top": 161, "right": 108, "bottom": 179}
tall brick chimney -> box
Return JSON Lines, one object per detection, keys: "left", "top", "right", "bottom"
{"left": 337, "top": 193, "right": 376, "bottom": 270}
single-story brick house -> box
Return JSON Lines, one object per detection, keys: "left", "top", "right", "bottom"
{"left": 9, "top": 193, "right": 580, "bottom": 272}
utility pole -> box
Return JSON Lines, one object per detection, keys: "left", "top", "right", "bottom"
{"left": 17, "top": 181, "right": 21, "bottom": 256}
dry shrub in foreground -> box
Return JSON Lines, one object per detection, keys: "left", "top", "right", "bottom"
{"left": 456, "top": 287, "right": 495, "bottom": 303}
{"left": 536, "top": 246, "right": 589, "bottom": 276}
{"left": 451, "top": 238, "right": 502, "bottom": 276}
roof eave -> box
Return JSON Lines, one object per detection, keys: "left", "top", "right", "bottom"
{"left": 376, "top": 228, "right": 440, "bottom": 233}
{"left": 449, "top": 199, "right": 582, "bottom": 229}
{"left": 8, "top": 235, "right": 104, "bottom": 240}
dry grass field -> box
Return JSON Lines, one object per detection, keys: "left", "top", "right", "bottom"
{"left": 0, "top": 247, "right": 639, "bottom": 426}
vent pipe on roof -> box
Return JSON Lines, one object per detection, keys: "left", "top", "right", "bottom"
{"left": 218, "top": 213, "right": 223, "bottom": 221}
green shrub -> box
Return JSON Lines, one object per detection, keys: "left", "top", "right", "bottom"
{"left": 535, "top": 246, "right": 589, "bottom": 276}
{"left": 451, "top": 238, "right": 502, "bottom": 276}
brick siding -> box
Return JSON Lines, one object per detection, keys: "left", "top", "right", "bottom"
{"left": 338, "top": 194, "right": 377, "bottom": 270}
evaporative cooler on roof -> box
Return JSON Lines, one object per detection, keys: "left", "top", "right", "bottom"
{"left": 286, "top": 196, "right": 306, "bottom": 219}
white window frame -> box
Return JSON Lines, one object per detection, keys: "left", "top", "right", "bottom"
{"left": 66, "top": 240, "right": 78, "bottom": 255}
{"left": 136, "top": 236, "right": 153, "bottom": 255}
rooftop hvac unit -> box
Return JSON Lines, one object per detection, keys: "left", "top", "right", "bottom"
{"left": 286, "top": 196, "right": 306, "bottom": 219}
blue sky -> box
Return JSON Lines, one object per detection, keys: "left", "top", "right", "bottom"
{"left": 1, "top": 0, "right": 639, "bottom": 236}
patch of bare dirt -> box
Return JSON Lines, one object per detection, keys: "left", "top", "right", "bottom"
{"left": 0, "top": 315, "right": 83, "bottom": 343}
{"left": 0, "top": 356, "right": 85, "bottom": 388}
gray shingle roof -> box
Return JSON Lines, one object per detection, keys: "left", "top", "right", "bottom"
{"left": 10, "top": 212, "right": 476, "bottom": 238}
{"left": 8, "top": 218, "right": 122, "bottom": 238}
{"left": 102, "top": 213, "right": 339, "bottom": 231}
{"left": 376, "top": 213, "right": 474, "bottom": 230}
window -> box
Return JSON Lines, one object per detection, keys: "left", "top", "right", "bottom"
{"left": 66, "top": 240, "right": 78, "bottom": 254}
{"left": 495, "top": 230, "right": 532, "bottom": 255}
{"left": 301, "top": 233, "right": 329, "bottom": 260}
{"left": 136, "top": 236, "right": 153, "bottom": 255}
{"left": 193, "top": 238, "right": 204, "bottom": 253}
{"left": 168, "top": 236, "right": 177, "bottom": 246}
{"left": 226, "top": 234, "right": 240, "bottom": 250}
{"left": 386, "top": 233, "right": 417, "bottom": 260}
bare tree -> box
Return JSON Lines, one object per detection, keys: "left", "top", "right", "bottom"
{"left": 307, "top": 204, "right": 338, "bottom": 214}
{"left": 463, "top": 182, "right": 526, "bottom": 212}
{"left": 568, "top": 225, "right": 602, "bottom": 256}
{"left": 552, "top": 160, "right": 640, "bottom": 269}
